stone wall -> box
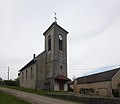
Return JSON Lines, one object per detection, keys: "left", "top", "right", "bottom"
{"left": 36, "top": 51, "right": 47, "bottom": 90}
{"left": 20, "top": 63, "right": 36, "bottom": 89}
{"left": 112, "top": 70, "right": 120, "bottom": 89}
{"left": 70, "top": 81, "right": 111, "bottom": 96}
{"left": 46, "top": 94, "right": 120, "bottom": 104}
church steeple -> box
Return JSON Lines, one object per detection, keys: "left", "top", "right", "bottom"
{"left": 43, "top": 22, "right": 68, "bottom": 90}
{"left": 43, "top": 22, "right": 68, "bottom": 53}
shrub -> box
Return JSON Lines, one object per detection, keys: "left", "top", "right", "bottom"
{"left": 80, "top": 88, "right": 94, "bottom": 95}
{"left": 112, "top": 89, "right": 119, "bottom": 97}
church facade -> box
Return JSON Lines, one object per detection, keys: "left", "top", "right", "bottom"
{"left": 19, "top": 22, "right": 70, "bottom": 91}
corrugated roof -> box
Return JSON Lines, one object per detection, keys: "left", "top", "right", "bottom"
{"left": 77, "top": 68, "right": 120, "bottom": 84}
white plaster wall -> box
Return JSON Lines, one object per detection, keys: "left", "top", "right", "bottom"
{"left": 64, "top": 82, "right": 68, "bottom": 91}
{"left": 54, "top": 80, "right": 59, "bottom": 91}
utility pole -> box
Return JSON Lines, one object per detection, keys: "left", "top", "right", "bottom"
{"left": 8, "top": 67, "right": 9, "bottom": 80}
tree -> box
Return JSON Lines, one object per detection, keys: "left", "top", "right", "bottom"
{"left": 0, "top": 78, "right": 2, "bottom": 81}
{"left": 72, "top": 75, "right": 76, "bottom": 81}
{"left": 14, "top": 77, "right": 20, "bottom": 87}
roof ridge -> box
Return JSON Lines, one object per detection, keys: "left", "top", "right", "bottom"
{"left": 77, "top": 68, "right": 120, "bottom": 84}
{"left": 19, "top": 51, "right": 46, "bottom": 72}
{"left": 77, "top": 68, "right": 120, "bottom": 79}
{"left": 43, "top": 22, "right": 68, "bottom": 36}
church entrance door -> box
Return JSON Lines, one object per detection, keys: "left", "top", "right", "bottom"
{"left": 59, "top": 81, "right": 64, "bottom": 91}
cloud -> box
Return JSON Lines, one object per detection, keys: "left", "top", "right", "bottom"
{"left": 68, "top": 16, "right": 120, "bottom": 79}
{"left": 0, "top": 0, "right": 120, "bottom": 80}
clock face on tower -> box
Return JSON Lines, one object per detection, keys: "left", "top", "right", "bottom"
{"left": 59, "top": 35, "right": 63, "bottom": 40}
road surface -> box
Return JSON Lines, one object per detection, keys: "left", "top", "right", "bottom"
{"left": 0, "top": 87, "right": 79, "bottom": 104}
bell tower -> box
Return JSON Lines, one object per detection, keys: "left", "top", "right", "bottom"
{"left": 43, "top": 22, "right": 69, "bottom": 91}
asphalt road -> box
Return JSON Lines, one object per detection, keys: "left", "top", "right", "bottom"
{"left": 0, "top": 87, "right": 79, "bottom": 104}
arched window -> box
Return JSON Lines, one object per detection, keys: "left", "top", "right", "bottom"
{"left": 22, "top": 72, "right": 24, "bottom": 83}
{"left": 48, "top": 35, "right": 51, "bottom": 52}
{"left": 59, "top": 35, "right": 63, "bottom": 51}
{"left": 26, "top": 70, "right": 28, "bottom": 79}
{"left": 31, "top": 67, "right": 34, "bottom": 79}
{"left": 22, "top": 72, "right": 24, "bottom": 79}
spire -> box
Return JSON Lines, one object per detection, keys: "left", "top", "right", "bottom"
{"left": 54, "top": 12, "right": 57, "bottom": 23}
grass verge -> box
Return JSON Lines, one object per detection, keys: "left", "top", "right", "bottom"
{"left": 2, "top": 86, "right": 86, "bottom": 104}
{"left": 0, "top": 90, "right": 30, "bottom": 104}
{"left": 3, "top": 86, "right": 67, "bottom": 95}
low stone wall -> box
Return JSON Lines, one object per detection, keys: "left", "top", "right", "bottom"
{"left": 46, "top": 94, "right": 120, "bottom": 104}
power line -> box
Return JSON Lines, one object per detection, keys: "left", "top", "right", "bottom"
{"left": 68, "top": 64, "right": 120, "bottom": 70}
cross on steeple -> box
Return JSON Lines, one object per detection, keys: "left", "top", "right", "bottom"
{"left": 54, "top": 12, "right": 57, "bottom": 23}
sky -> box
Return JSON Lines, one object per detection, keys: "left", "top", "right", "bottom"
{"left": 0, "top": 0, "right": 120, "bottom": 80}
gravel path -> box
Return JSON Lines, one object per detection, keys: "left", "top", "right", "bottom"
{"left": 0, "top": 87, "right": 78, "bottom": 104}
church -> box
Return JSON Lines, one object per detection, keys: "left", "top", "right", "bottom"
{"left": 19, "top": 21, "right": 70, "bottom": 91}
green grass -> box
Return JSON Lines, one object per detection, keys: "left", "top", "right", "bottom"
{"left": 0, "top": 90, "right": 30, "bottom": 104}
{"left": 3, "top": 86, "right": 67, "bottom": 96}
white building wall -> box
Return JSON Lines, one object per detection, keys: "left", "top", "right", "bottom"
{"left": 64, "top": 82, "right": 68, "bottom": 91}
{"left": 54, "top": 81, "right": 68, "bottom": 91}
{"left": 54, "top": 80, "right": 59, "bottom": 91}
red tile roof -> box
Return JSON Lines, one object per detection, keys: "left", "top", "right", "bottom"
{"left": 55, "top": 75, "right": 71, "bottom": 81}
